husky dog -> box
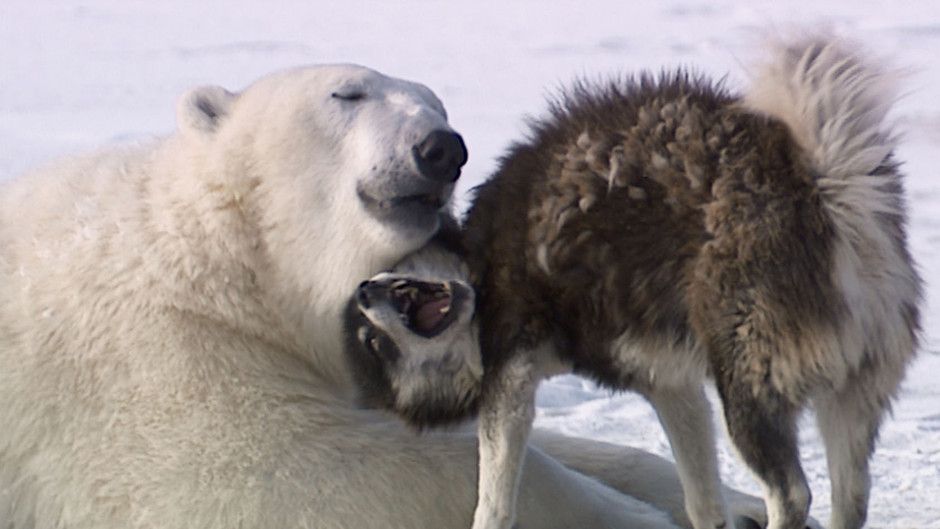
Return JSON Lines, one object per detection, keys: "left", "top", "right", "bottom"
{"left": 348, "top": 35, "right": 920, "bottom": 529}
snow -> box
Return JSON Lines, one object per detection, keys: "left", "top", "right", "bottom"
{"left": 1, "top": 1, "right": 937, "bottom": 527}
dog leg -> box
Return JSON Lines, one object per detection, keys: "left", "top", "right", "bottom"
{"left": 645, "top": 385, "right": 731, "bottom": 529}
{"left": 714, "top": 374, "right": 811, "bottom": 529}
{"left": 472, "top": 351, "right": 542, "bottom": 529}
{"left": 814, "top": 361, "right": 903, "bottom": 529}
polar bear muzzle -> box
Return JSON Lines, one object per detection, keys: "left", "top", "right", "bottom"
{"left": 356, "top": 128, "right": 466, "bottom": 236}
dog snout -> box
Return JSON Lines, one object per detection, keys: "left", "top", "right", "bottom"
{"left": 412, "top": 130, "right": 467, "bottom": 183}
{"left": 357, "top": 278, "right": 399, "bottom": 310}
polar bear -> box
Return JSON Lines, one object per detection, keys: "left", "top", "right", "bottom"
{"left": 0, "top": 64, "right": 768, "bottom": 529}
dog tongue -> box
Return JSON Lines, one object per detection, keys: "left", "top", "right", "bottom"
{"left": 414, "top": 297, "right": 450, "bottom": 333}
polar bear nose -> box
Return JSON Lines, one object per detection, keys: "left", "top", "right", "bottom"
{"left": 412, "top": 130, "right": 468, "bottom": 183}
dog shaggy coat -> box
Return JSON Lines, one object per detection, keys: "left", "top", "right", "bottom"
{"left": 348, "top": 35, "right": 920, "bottom": 529}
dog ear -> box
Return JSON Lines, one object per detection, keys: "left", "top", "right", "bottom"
{"left": 176, "top": 85, "right": 236, "bottom": 137}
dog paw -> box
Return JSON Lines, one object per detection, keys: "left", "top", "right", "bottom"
{"left": 733, "top": 514, "right": 821, "bottom": 529}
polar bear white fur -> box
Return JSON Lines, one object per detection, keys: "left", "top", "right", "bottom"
{"left": 0, "top": 64, "right": 767, "bottom": 529}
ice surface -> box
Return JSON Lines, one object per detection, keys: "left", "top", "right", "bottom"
{"left": 2, "top": 1, "right": 938, "bottom": 526}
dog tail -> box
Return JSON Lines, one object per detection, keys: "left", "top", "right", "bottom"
{"left": 744, "top": 35, "right": 922, "bottom": 376}
{"left": 743, "top": 35, "right": 903, "bottom": 217}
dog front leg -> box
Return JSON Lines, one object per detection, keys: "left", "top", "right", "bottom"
{"left": 472, "top": 351, "right": 542, "bottom": 529}
{"left": 644, "top": 384, "right": 731, "bottom": 529}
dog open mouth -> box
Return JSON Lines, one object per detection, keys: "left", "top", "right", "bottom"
{"left": 388, "top": 279, "right": 460, "bottom": 338}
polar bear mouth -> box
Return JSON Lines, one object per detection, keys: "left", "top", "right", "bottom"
{"left": 388, "top": 279, "right": 460, "bottom": 338}
{"left": 388, "top": 193, "right": 445, "bottom": 209}
{"left": 360, "top": 189, "right": 445, "bottom": 211}
{"left": 356, "top": 183, "right": 450, "bottom": 231}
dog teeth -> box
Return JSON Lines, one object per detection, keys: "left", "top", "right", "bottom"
{"left": 439, "top": 305, "right": 450, "bottom": 314}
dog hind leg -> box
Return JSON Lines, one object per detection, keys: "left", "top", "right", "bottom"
{"left": 814, "top": 359, "right": 904, "bottom": 529}
{"left": 712, "top": 358, "right": 811, "bottom": 529}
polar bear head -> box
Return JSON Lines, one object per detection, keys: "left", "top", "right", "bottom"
{"left": 173, "top": 65, "right": 466, "bottom": 369}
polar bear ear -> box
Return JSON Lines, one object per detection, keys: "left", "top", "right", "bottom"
{"left": 177, "top": 85, "right": 236, "bottom": 137}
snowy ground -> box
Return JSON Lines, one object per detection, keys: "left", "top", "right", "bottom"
{"left": 1, "top": 1, "right": 937, "bottom": 527}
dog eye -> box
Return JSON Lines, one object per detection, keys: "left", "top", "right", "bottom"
{"left": 331, "top": 91, "right": 366, "bottom": 102}
{"left": 358, "top": 327, "right": 381, "bottom": 352}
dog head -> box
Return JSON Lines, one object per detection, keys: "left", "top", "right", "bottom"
{"left": 344, "top": 272, "right": 482, "bottom": 428}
